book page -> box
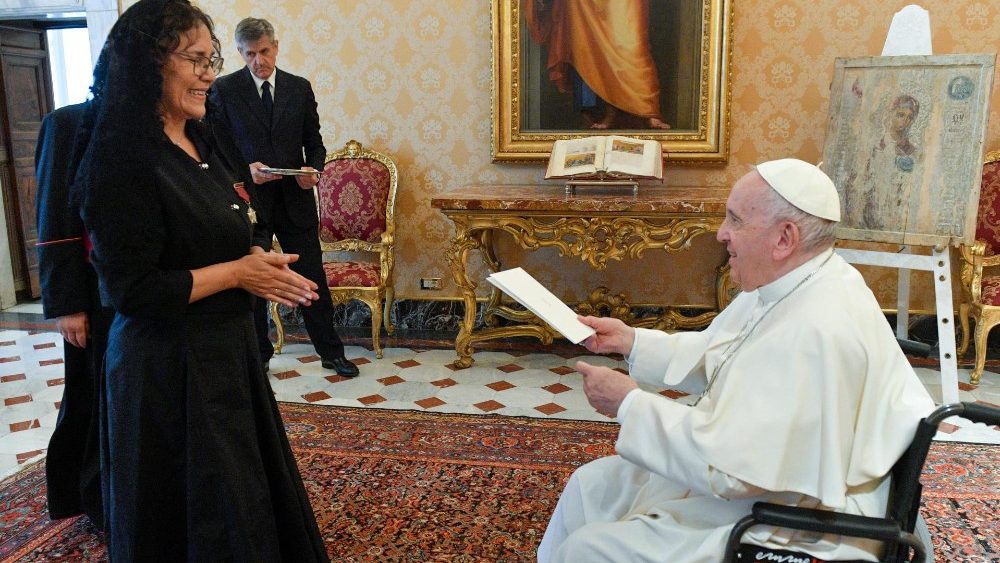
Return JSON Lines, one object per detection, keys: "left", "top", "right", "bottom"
{"left": 486, "top": 267, "right": 596, "bottom": 344}
{"left": 602, "top": 136, "right": 663, "bottom": 179}
{"left": 545, "top": 136, "right": 604, "bottom": 178}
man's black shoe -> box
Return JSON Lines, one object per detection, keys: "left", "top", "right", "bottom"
{"left": 322, "top": 356, "right": 360, "bottom": 377}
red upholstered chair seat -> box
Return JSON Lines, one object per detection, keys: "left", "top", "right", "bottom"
{"left": 324, "top": 261, "right": 380, "bottom": 287}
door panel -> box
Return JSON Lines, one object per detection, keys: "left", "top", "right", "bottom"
{"left": 0, "top": 26, "right": 52, "bottom": 298}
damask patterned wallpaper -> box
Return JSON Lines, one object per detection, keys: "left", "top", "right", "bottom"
{"left": 183, "top": 0, "right": 1000, "bottom": 310}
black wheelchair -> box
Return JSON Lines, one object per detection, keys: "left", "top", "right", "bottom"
{"left": 723, "top": 401, "right": 999, "bottom": 563}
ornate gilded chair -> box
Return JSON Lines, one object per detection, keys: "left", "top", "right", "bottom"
{"left": 271, "top": 139, "right": 398, "bottom": 358}
{"left": 957, "top": 149, "right": 1000, "bottom": 385}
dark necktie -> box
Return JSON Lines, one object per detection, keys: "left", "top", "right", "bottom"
{"left": 261, "top": 81, "right": 273, "bottom": 118}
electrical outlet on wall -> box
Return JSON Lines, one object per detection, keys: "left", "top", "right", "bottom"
{"left": 420, "top": 277, "right": 443, "bottom": 290}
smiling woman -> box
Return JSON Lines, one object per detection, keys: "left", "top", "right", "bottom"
{"left": 68, "top": 0, "right": 329, "bottom": 560}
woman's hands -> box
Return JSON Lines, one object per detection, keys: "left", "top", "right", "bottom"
{"left": 236, "top": 251, "right": 319, "bottom": 307}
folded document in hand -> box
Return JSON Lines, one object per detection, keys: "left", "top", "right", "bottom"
{"left": 486, "top": 268, "right": 596, "bottom": 344}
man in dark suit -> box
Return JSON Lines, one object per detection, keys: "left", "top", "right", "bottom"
{"left": 35, "top": 101, "right": 113, "bottom": 529}
{"left": 209, "top": 17, "right": 358, "bottom": 377}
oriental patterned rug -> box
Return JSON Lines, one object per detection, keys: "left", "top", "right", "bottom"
{"left": 0, "top": 404, "right": 996, "bottom": 562}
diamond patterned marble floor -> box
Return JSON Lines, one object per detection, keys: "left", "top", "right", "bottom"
{"left": 2, "top": 329, "right": 999, "bottom": 481}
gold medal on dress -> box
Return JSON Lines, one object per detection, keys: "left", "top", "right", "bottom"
{"left": 247, "top": 205, "right": 257, "bottom": 225}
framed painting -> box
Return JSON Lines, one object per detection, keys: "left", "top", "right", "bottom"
{"left": 491, "top": 0, "right": 733, "bottom": 163}
{"left": 822, "top": 54, "right": 996, "bottom": 246}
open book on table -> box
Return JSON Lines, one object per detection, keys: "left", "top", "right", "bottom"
{"left": 486, "top": 267, "right": 596, "bottom": 344}
{"left": 545, "top": 135, "right": 663, "bottom": 180}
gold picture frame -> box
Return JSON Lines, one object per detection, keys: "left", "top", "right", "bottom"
{"left": 491, "top": 0, "right": 733, "bottom": 163}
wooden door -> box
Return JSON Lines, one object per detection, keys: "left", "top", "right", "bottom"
{"left": 0, "top": 25, "right": 52, "bottom": 298}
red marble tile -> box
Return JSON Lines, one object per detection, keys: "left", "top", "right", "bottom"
{"left": 302, "top": 391, "right": 331, "bottom": 402}
{"left": 324, "top": 374, "right": 352, "bottom": 383}
{"left": 47, "top": 378, "right": 65, "bottom": 387}
{"left": 33, "top": 342, "right": 57, "bottom": 350}
{"left": 16, "top": 450, "right": 44, "bottom": 463}
{"left": 937, "top": 422, "right": 959, "bottom": 434}
{"left": 415, "top": 397, "right": 446, "bottom": 409}
{"left": 474, "top": 399, "right": 505, "bottom": 412}
{"left": 659, "top": 389, "right": 689, "bottom": 399}
{"left": 379, "top": 375, "right": 405, "bottom": 386}
{"left": 535, "top": 403, "right": 567, "bottom": 415}
{"left": 431, "top": 378, "right": 457, "bottom": 388}
{"left": 54, "top": 401, "right": 61, "bottom": 409}
{"left": 0, "top": 356, "right": 21, "bottom": 364}
{"left": 9, "top": 420, "right": 32, "bottom": 432}
{"left": 958, "top": 382, "right": 976, "bottom": 391}
{"left": 39, "top": 359, "right": 64, "bottom": 367}
{"left": 543, "top": 382, "right": 572, "bottom": 394}
{"left": 549, "top": 366, "right": 575, "bottom": 375}
{"left": 1, "top": 373, "right": 26, "bottom": 383}
{"left": 0, "top": 341, "right": 15, "bottom": 346}
{"left": 273, "top": 370, "right": 301, "bottom": 380}
{"left": 444, "top": 362, "right": 462, "bottom": 371}
{"left": 359, "top": 394, "right": 387, "bottom": 406}
{"left": 4, "top": 395, "right": 31, "bottom": 406}
{"left": 487, "top": 380, "right": 515, "bottom": 392}
{"left": 353, "top": 357, "right": 371, "bottom": 366}
{"left": 394, "top": 359, "right": 420, "bottom": 369}
{"left": 297, "top": 354, "right": 321, "bottom": 364}
{"left": 497, "top": 363, "right": 523, "bottom": 373}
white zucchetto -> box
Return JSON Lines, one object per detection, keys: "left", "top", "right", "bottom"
{"left": 757, "top": 158, "right": 841, "bottom": 222}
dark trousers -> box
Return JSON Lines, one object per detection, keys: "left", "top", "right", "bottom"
{"left": 255, "top": 222, "right": 344, "bottom": 362}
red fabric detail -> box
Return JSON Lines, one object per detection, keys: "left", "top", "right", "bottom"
{"left": 324, "top": 261, "right": 380, "bottom": 287}
{"left": 233, "top": 182, "right": 250, "bottom": 203}
{"left": 84, "top": 230, "right": 93, "bottom": 263}
{"left": 981, "top": 276, "right": 1000, "bottom": 305}
{"left": 976, "top": 160, "right": 1000, "bottom": 256}
{"left": 317, "top": 158, "right": 390, "bottom": 244}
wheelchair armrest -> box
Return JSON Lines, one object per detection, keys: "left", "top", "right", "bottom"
{"left": 723, "top": 502, "right": 926, "bottom": 563}
{"left": 961, "top": 402, "right": 1000, "bottom": 426}
{"left": 751, "top": 502, "right": 900, "bottom": 541}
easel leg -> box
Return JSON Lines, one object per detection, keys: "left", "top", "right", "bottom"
{"left": 932, "top": 247, "right": 959, "bottom": 404}
{"left": 896, "top": 246, "right": 910, "bottom": 339}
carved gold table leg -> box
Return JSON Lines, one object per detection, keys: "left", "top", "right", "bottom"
{"left": 445, "top": 219, "right": 480, "bottom": 368}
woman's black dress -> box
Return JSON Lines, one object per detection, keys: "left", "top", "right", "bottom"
{"left": 82, "top": 120, "right": 328, "bottom": 562}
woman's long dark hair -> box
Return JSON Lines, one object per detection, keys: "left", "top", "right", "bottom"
{"left": 70, "top": 0, "right": 220, "bottom": 209}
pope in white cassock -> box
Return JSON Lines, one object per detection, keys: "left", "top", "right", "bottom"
{"left": 537, "top": 159, "right": 935, "bottom": 562}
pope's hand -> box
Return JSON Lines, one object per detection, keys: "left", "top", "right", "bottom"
{"left": 576, "top": 360, "right": 638, "bottom": 418}
{"left": 578, "top": 315, "right": 635, "bottom": 356}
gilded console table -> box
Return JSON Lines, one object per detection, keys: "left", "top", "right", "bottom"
{"left": 431, "top": 184, "right": 730, "bottom": 368}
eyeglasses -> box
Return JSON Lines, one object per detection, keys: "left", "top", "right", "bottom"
{"left": 171, "top": 51, "right": 224, "bottom": 76}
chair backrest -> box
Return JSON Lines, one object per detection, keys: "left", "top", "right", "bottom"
{"left": 975, "top": 150, "right": 1000, "bottom": 255}
{"left": 316, "top": 139, "right": 398, "bottom": 248}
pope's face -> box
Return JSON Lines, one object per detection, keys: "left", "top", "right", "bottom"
{"left": 238, "top": 36, "right": 279, "bottom": 80}
{"left": 716, "top": 172, "right": 782, "bottom": 291}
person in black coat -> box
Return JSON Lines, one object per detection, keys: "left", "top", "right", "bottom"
{"left": 35, "top": 100, "right": 112, "bottom": 531}
{"left": 72, "top": 1, "right": 329, "bottom": 559}
{"left": 208, "top": 17, "right": 359, "bottom": 377}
